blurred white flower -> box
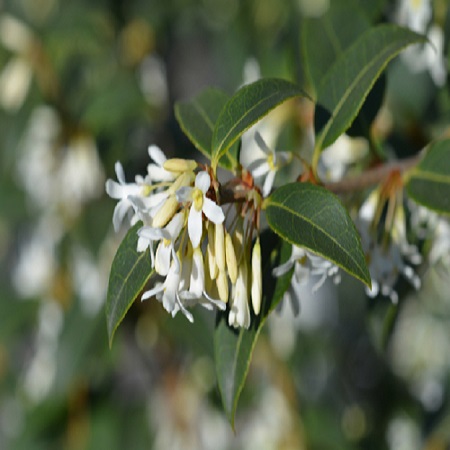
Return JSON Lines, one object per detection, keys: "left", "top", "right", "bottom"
{"left": 396, "top": 0, "right": 431, "bottom": 33}
{"left": 318, "top": 134, "right": 368, "bottom": 182}
{"left": 57, "top": 136, "right": 105, "bottom": 215}
{"left": 246, "top": 132, "right": 292, "bottom": 197}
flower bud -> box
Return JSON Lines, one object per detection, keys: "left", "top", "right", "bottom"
{"left": 225, "top": 232, "right": 238, "bottom": 284}
{"left": 163, "top": 158, "right": 197, "bottom": 173}
{"left": 152, "top": 195, "right": 178, "bottom": 228}
{"left": 217, "top": 270, "right": 229, "bottom": 303}
{"left": 215, "top": 222, "right": 225, "bottom": 272}
{"left": 251, "top": 237, "right": 262, "bottom": 315}
{"left": 207, "top": 225, "right": 218, "bottom": 279}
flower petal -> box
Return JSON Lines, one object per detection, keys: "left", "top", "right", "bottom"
{"left": 249, "top": 160, "right": 270, "bottom": 178}
{"left": 254, "top": 131, "right": 271, "bottom": 156}
{"left": 148, "top": 145, "right": 166, "bottom": 166}
{"left": 195, "top": 171, "right": 211, "bottom": 193}
{"left": 262, "top": 169, "right": 276, "bottom": 197}
{"left": 142, "top": 282, "right": 164, "bottom": 301}
{"left": 115, "top": 161, "right": 126, "bottom": 184}
{"left": 188, "top": 205, "right": 203, "bottom": 248}
{"left": 112, "top": 200, "right": 131, "bottom": 232}
{"left": 203, "top": 198, "right": 225, "bottom": 224}
{"left": 176, "top": 186, "right": 193, "bottom": 203}
{"left": 105, "top": 179, "right": 124, "bottom": 199}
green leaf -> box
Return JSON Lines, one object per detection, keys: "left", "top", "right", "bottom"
{"left": 265, "top": 182, "right": 371, "bottom": 287}
{"left": 214, "top": 234, "right": 293, "bottom": 428}
{"left": 211, "top": 78, "right": 309, "bottom": 168}
{"left": 300, "top": 0, "right": 370, "bottom": 95}
{"left": 106, "top": 222, "right": 153, "bottom": 346}
{"left": 175, "top": 87, "right": 239, "bottom": 169}
{"left": 314, "top": 25, "right": 426, "bottom": 158}
{"left": 406, "top": 139, "right": 450, "bottom": 215}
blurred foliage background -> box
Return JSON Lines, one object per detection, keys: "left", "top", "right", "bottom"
{"left": 1, "top": 0, "right": 450, "bottom": 448}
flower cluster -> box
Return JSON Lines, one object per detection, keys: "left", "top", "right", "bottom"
{"left": 106, "top": 145, "right": 264, "bottom": 328}
{"left": 355, "top": 174, "right": 422, "bottom": 304}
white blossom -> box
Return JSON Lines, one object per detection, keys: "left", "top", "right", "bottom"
{"left": 246, "top": 132, "right": 291, "bottom": 197}
{"left": 177, "top": 171, "right": 225, "bottom": 248}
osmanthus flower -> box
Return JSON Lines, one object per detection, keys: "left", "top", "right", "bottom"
{"left": 146, "top": 145, "right": 175, "bottom": 182}
{"left": 137, "top": 211, "right": 185, "bottom": 272}
{"left": 141, "top": 259, "right": 193, "bottom": 322}
{"left": 396, "top": 0, "right": 431, "bottom": 33}
{"left": 177, "top": 171, "right": 225, "bottom": 248}
{"left": 106, "top": 161, "right": 149, "bottom": 232}
{"left": 272, "top": 244, "right": 340, "bottom": 315}
{"left": 356, "top": 189, "right": 421, "bottom": 304}
{"left": 246, "top": 131, "right": 292, "bottom": 197}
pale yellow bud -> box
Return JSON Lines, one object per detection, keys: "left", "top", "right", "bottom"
{"left": 152, "top": 195, "right": 178, "bottom": 228}
{"left": 251, "top": 237, "right": 262, "bottom": 315}
{"left": 215, "top": 223, "right": 225, "bottom": 271}
{"left": 225, "top": 232, "right": 238, "bottom": 284}
{"left": 169, "top": 171, "right": 194, "bottom": 194}
{"left": 217, "top": 270, "right": 229, "bottom": 303}
{"left": 206, "top": 241, "right": 219, "bottom": 280}
{"left": 163, "top": 158, "right": 197, "bottom": 173}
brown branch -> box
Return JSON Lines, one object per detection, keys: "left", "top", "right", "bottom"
{"left": 323, "top": 154, "right": 421, "bottom": 194}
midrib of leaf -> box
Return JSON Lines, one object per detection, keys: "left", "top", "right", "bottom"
{"left": 223, "top": 319, "right": 266, "bottom": 428}
{"left": 314, "top": 32, "right": 416, "bottom": 157}
{"left": 192, "top": 97, "right": 215, "bottom": 131}
{"left": 267, "top": 196, "right": 367, "bottom": 282}
{"left": 213, "top": 90, "right": 281, "bottom": 162}
{"left": 411, "top": 170, "right": 450, "bottom": 184}
{"left": 323, "top": 13, "right": 343, "bottom": 55}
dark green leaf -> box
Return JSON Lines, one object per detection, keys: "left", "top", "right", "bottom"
{"left": 214, "top": 234, "right": 293, "bottom": 427}
{"left": 300, "top": 0, "right": 370, "bottom": 95}
{"left": 314, "top": 25, "right": 426, "bottom": 156}
{"left": 106, "top": 222, "right": 153, "bottom": 346}
{"left": 174, "top": 88, "right": 239, "bottom": 169}
{"left": 211, "top": 78, "right": 309, "bottom": 168}
{"left": 406, "top": 139, "right": 450, "bottom": 215}
{"left": 265, "top": 182, "right": 371, "bottom": 286}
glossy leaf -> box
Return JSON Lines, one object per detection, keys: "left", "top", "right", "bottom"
{"left": 211, "top": 78, "right": 309, "bottom": 168}
{"left": 314, "top": 25, "right": 426, "bottom": 156}
{"left": 300, "top": 0, "right": 370, "bottom": 95}
{"left": 214, "top": 235, "right": 293, "bottom": 427}
{"left": 265, "top": 182, "right": 371, "bottom": 286}
{"left": 106, "top": 222, "right": 153, "bottom": 346}
{"left": 406, "top": 139, "right": 450, "bottom": 215}
{"left": 174, "top": 87, "right": 239, "bottom": 169}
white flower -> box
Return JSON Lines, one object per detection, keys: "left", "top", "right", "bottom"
{"left": 318, "top": 134, "right": 368, "bottom": 182}
{"left": 177, "top": 171, "right": 225, "bottom": 248}
{"left": 146, "top": 145, "right": 175, "bottom": 182}
{"left": 179, "top": 247, "right": 226, "bottom": 311}
{"left": 105, "top": 161, "right": 145, "bottom": 232}
{"left": 138, "top": 211, "right": 184, "bottom": 270}
{"left": 396, "top": 0, "right": 431, "bottom": 33}
{"left": 142, "top": 260, "right": 193, "bottom": 322}
{"left": 356, "top": 192, "right": 421, "bottom": 303}
{"left": 308, "top": 253, "right": 341, "bottom": 292}
{"left": 247, "top": 132, "right": 291, "bottom": 197}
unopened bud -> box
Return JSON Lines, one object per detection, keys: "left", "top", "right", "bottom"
{"left": 152, "top": 195, "right": 178, "bottom": 228}
{"left": 169, "top": 171, "right": 195, "bottom": 194}
{"left": 207, "top": 225, "right": 218, "bottom": 279}
{"left": 217, "top": 270, "right": 229, "bottom": 303}
{"left": 215, "top": 223, "right": 225, "bottom": 271}
{"left": 225, "top": 232, "right": 238, "bottom": 284}
{"left": 251, "top": 237, "right": 262, "bottom": 315}
{"left": 163, "top": 158, "right": 197, "bottom": 173}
